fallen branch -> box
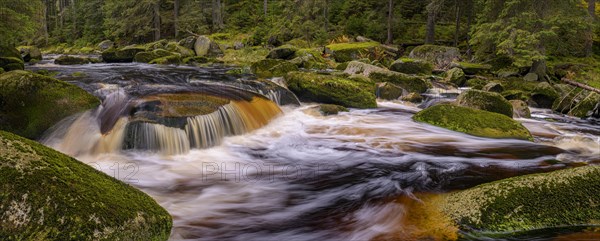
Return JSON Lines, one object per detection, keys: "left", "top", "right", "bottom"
{"left": 561, "top": 78, "right": 600, "bottom": 94}
{"left": 184, "top": 29, "right": 200, "bottom": 37}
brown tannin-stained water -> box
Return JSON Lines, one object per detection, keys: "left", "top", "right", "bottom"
{"left": 30, "top": 57, "right": 600, "bottom": 241}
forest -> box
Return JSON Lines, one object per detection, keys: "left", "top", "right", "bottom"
{"left": 1, "top": 1, "right": 600, "bottom": 241}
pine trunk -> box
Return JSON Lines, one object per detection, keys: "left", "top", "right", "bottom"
{"left": 174, "top": 0, "right": 179, "bottom": 38}
{"left": 590, "top": 0, "right": 597, "bottom": 20}
{"left": 153, "top": 2, "right": 161, "bottom": 41}
{"left": 386, "top": 0, "right": 393, "bottom": 44}
{"left": 425, "top": 8, "right": 436, "bottom": 44}
{"left": 454, "top": 0, "right": 460, "bottom": 47}
{"left": 264, "top": 0, "right": 268, "bottom": 18}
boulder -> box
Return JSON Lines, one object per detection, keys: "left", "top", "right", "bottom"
{"left": 266, "top": 45, "right": 298, "bottom": 60}
{"left": 409, "top": 45, "right": 460, "bottom": 70}
{"left": 502, "top": 90, "right": 530, "bottom": 101}
{"left": 0, "top": 68, "right": 3, "bottom": 74}
{"left": 456, "top": 89, "right": 513, "bottom": 117}
{"left": 289, "top": 56, "right": 328, "bottom": 70}
{"left": 102, "top": 46, "right": 146, "bottom": 63}
{"left": 458, "top": 62, "right": 492, "bottom": 75}
{"left": 482, "top": 82, "right": 504, "bottom": 93}
{"left": 376, "top": 82, "right": 404, "bottom": 100}
{"left": 439, "top": 165, "right": 600, "bottom": 234}
{"left": 326, "top": 42, "right": 380, "bottom": 62}
{"left": 565, "top": 92, "right": 600, "bottom": 118}
{"left": 97, "top": 40, "right": 114, "bottom": 51}
{"left": 319, "top": 104, "right": 349, "bottom": 116}
{"left": 444, "top": 67, "right": 466, "bottom": 86}
{"left": 523, "top": 73, "right": 539, "bottom": 82}
{"left": 251, "top": 59, "right": 299, "bottom": 78}
{"left": 0, "top": 44, "right": 24, "bottom": 71}
{"left": 165, "top": 42, "right": 194, "bottom": 58}
{"left": 285, "top": 71, "right": 377, "bottom": 108}
{"left": 0, "top": 71, "right": 100, "bottom": 139}
{"left": 401, "top": 92, "right": 424, "bottom": 103}
{"left": 531, "top": 82, "right": 559, "bottom": 108}
{"left": 389, "top": 58, "right": 433, "bottom": 75}
{"left": 345, "top": 61, "right": 430, "bottom": 93}
{"left": 18, "top": 46, "right": 42, "bottom": 62}
{"left": 54, "top": 55, "right": 91, "bottom": 65}
{"left": 194, "top": 35, "right": 223, "bottom": 57}
{"left": 509, "top": 100, "right": 531, "bottom": 118}
{"left": 133, "top": 49, "right": 174, "bottom": 63}
{"left": 0, "top": 130, "right": 172, "bottom": 240}
{"left": 178, "top": 36, "right": 196, "bottom": 50}
{"left": 464, "top": 78, "right": 487, "bottom": 90}
{"left": 413, "top": 104, "right": 532, "bottom": 141}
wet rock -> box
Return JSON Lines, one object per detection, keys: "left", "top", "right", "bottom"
{"left": 377, "top": 82, "right": 404, "bottom": 100}
{"left": 389, "top": 58, "right": 433, "bottom": 75}
{"left": 439, "top": 166, "right": 600, "bottom": 234}
{"left": 266, "top": 45, "right": 298, "bottom": 60}
{"left": 401, "top": 92, "right": 424, "bottom": 103}
{"left": 102, "top": 46, "right": 146, "bottom": 63}
{"left": 54, "top": 55, "right": 91, "bottom": 65}
{"left": 319, "top": 104, "right": 349, "bottom": 116}
{"left": 483, "top": 82, "right": 504, "bottom": 93}
{"left": 285, "top": 71, "right": 376, "bottom": 108}
{"left": 0, "top": 44, "right": 24, "bottom": 71}
{"left": 413, "top": 104, "right": 532, "bottom": 140}
{"left": 0, "top": 70, "right": 100, "bottom": 139}
{"left": 97, "top": 40, "right": 114, "bottom": 51}
{"left": 178, "top": 36, "right": 196, "bottom": 50}
{"left": 409, "top": 45, "right": 460, "bottom": 70}
{"left": 456, "top": 89, "right": 513, "bottom": 117}
{"left": 444, "top": 67, "right": 466, "bottom": 86}
{"left": 0, "top": 130, "right": 172, "bottom": 240}
{"left": 18, "top": 46, "right": 42, "bottom": 62}
{"left": 251, "top": 59, "right": 298, "bottom": 78}
{"left": 194, "top": 35, "right": 223, "bottom": 57}
{"left": 509, "top": 100, "right": 531, "bottom": 118}
{"left": 531, "top": 82, "right": 559, "bottom": 108}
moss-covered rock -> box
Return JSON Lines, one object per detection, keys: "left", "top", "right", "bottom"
{"left": 194, "top": 35, "right": 223, "bottom": 57}
{"left": 502, "top": 90, "right": 530, "bottom": 101}
{"left": 319, "top": 104, "right": 349, "bottom": 116}
{"left": 413, "top": 104, "right": 532, "bottom": 141}
{"left": 531, "top": 82, "right": 560, "bottom": 108}
{"left": 54, "top": 55, "right": 91, "bottom": 65}
{"left": 0, "top": 130, "right": 172, "bottom": 240}
{"left": 97, "top": 40, "right": 114, "bottom": 51}
{"left": 134, "top": 49, "right": 176, "bottom": 63}
{"left": 251, "top": 59, "right": 299, "bottom": 78}
{"left": 456, "top": 89, "right": 513, "bottom": 117}
{"left": 0, "top": 57, "right": 24, "bottom": 71}
{"left": 266, "top": 45, "right": 298, "bottom": 60}
{"left": 483, "top": 82, "right": 504, "bottom": 93}
{"left": 289, "top": 56, "right": 328, "bottom": 70}
{"left": 102, "top": 46, "right": 146, "bottom": 63}
{"left": 389, "top": 58, "right": 433, "bottom": 75}
{"left": 178, "top": 36, "right": 196, "bottom": 50}
{"left": 285, "top": 71, "right": 377, "bottom": 108}
{"left": 0, "top": 70, "right": 100, "bottom": 139}
{"left": 458, "top": 62, "right": 492, "bottom": 75}
{"left": 376, "top": 82, "right": 404, "bottom": 100}
{"left": 509, "top": 100, "right": 531, "bottom": 118}
{"left": 0, "top": 68, "right": 4, "bottom": 74}
{"left": 344, "top": 61, "right": 430, "bottom": 93}
{"left": 401, "top": 92, "right": 424, "bottom": 103}
{"left": 149, "top": 55, "right": 182, "bottom": 65}
{"left": 465, "top": 78, "right": 488, "bottom": 90}
{"left": 326, "top": 42, "right": 380, "bottom": 62}
{"left": 566, "top": 92, "right": 600, "bottom": 118}
{"left": 409, "top": 45, "right": 460, "bottom": 70}
{"left": 18, "top": 46, "right": 42, "bottom": 62}
{"left": 444, "top": 67, "right": 466, "bottom": 86}
{"left": 439, "top": 165, "right": 600, "bottom": 235}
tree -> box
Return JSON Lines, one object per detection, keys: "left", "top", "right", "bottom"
{"left": 386, "top": 0, "right": 393, "bottom": 44}
{"left": 174, "top": 0, "right": 179, "bottom": 38}
{"left": 589, "top": 0, "right": 597, "bottom": 20}
{"left": 425, "top": 0, "right": 445, "bottom": 44}
{"left": 264, "top": 0, "right": 267, "bottom": 18}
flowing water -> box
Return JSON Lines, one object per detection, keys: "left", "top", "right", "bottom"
{"left": 29, "top": 57, "right": 600, "bottom": 241}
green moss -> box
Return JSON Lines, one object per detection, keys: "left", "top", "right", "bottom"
{"left": 326, "top": 42, "right": 380, "bottom": 62}
{"left": 319, "top": 104, "right": 349, "bottom": 115}
{"left": 376, "top": 82, "right": 404, "bottom": 100}
{"left": 251, "top": 59, "right": 298, "bottom": 78}
{"left": 335, "top": 62, "right": 349, "bottom": 71}
{"left": 0, "top": 68, "right": 4, "bottom": 74}
{"left": 465, "top": 78, "right": 489, "bottom": 90}
{"left": 17, "top": 46, "right": 43, "bottom": 62}
{"left": 389, "top": 58, "right": 433, "bottom": 75}
{"left": 567, "top": 92, "right": 600, "bottom": 118}
{"left": 54, "top": 55, "right": 91, "bottom": 65}
{"left": 531, "top": 82, "right": 560, "bottom": 108}
{"left": 413, "top": 104, "right": 532, "bottom": 141}
{"left": 369, "top": 70, "right": 431, "bottom": 93}
{"left": 459, "top": 62, "right": 492, "bottom": 75}
{"left": 102, "top": 46, "right": 146, "bottom": 63}
{"left": 220, "top": 47, "right": 269, "bottom": 66}
{"left": 440, "top": 166, "right": 600, "bottom": 235}
{"left": 457, "top": 89, "right": 513, "bottom": 117}
{"left": 286, "top": 71, "right": 377, "bottom": 108}
{"left": 0, "top": 57, "right": 25, "bottom": 71}
{"left": 0, "top": 70, "right": 100, "bottom": 139}
{"left": 445, "top": 68, "right": 466, "bottom": 86}
{"left": 501, "top": 90, "right": 531, "bottom": 101}
{"left": 149, "top": 55, "right": 182, "bottom": 65}
{"left": 0, "top": 130, "right": 172, "bottom": 240}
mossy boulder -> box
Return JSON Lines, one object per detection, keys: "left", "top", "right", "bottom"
{"left": 134, "top": 49, "right": 175, "bottom": 63}
{"left": 483, "top": 82, "right": 504, "bottom": 93}
{"left": 509, "top": 100, "right": 531, "bottom": 118}
{"left": 251, "top": 59, "right": 299, "bottom": 78}
{"left": 409, "top": 45, "right": 460, "bottom": 70}
{"left": 531, "top": 82, "right": 560, "bottom": 108}
{"left": 502, "top": 90, "right": 530, "bottom": 101}
{"left": 565, "top": 92, "right": 600, "bottom": 118}
{"left": 0, "top": 68, "right": 4, "bottom": 74}
{"left": 456, "top": 89, "right": 513, "bottom": 117}
{"left": 97, "top": 40, "right": 114, "bottom": 51}
{"left": 0, "top": 57, "right": 24, "bottom": 71}
{"left": 0, "top": 70, "right": 100, "bottom": 139}
{"left": 102, "top": 46, "right": 146, "bottom": 63}
{"left": 389, "top": 58, "right": 433, "bottom": 75}
{"left": 18, "top": 46, "right": 42, "bottom": 62}
{"left": 458, "top": 62, "right": 492, "bottom": 75}
{"left": 376, "top": 82, "right": 404, "bottom": 100}
{"left": 289, "top": 56, "right": 328, "bottom": 70}
{"left": 0, "top": 130, "right": 172, "bottom": 240}
{"left": 54, "top": 55, "right": 91, "bottom": 65}
{"left": 401, "top": 92, "right": 424, "bottom": 103}
{"left": 266, "top": 45, "right": 298, "bottom": 60}
{"left": 444, "top": 67, "right": 466, "bottom": 86}
{"left": 194, "top": 35, "right": 223, "bottom": 57}
{"left": 413, "top": 104, "right": 532, "bottom": 141}
{"left": 326, "top": 42, "right": 380, "bottom": 62}
{"left": 465, "top": 78, "right": 488, "bottom": 90}
{"left": 319, "top": 104, "right": 349, "bottom": 116}
{"left": 286, "top": 71, "right": 377, "bottom": 108}
{"left": 345, "top": 61, "right": 430, "bottom": 93}
{"left": 439, "top": 165, "right": 600, "bottom": 235}
{"left": 178, "top": 36, "right": 196, "bottom": 50}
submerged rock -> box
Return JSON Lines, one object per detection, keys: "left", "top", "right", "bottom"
{"left": 0, "top": 130, "right": 172, "bottom": 240}
{"left": 389, "top": 58, "right": 433, "bottom": 75}
{"left": 456, "top": 89, "right": 513, "bottom": 117}
{"left": 319, "top": 104, "right": 349, "bottom": 116}
{"left": 0, "top": 70, "right": 100, "bottom": 139}
{"left": 286, "top": 71, "right": 377, "bottom": 108}
{"left": 409, "top": 45, "right": 460, "bottom": 70}
{"left": 439, "top": 165, "right": 600, "bottom": 235}
{"left": 413, "top": 104, "right": 532, "bottom": 141}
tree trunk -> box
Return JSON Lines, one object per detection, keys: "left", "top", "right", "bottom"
{"left": 71, "top": 0, "right": 77, "bottom": 41}
{"left": 153, "top": 2, "right": 161, "bottom": 41}
{"left": 453, "top": 0, "right": 460, "bottom": 47}
{"left": 264, "top": 0, "right": 268, "bottom": 18}
{"left": 324, "top": 0, "right": 329, "bottom": 33}
{"left": 465, "top": 0, "right": 473, "bottom": 59}
{"left": 425, "top": 7, "right": 436, "bottom": 44}
{"left": 589, "top": 0, "right": 597, "bottom": 20}
{"left": 42, "top": 0, "right": 49, "bottom": 45}
{"left": 386, "top": 0, "right": 393, "bottom": 44}
{"left": 212, "top": 0, "right": 223, "bottom": 30}
{"left": 174, "top": 0, "right": 179, "bottom": 38}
